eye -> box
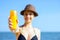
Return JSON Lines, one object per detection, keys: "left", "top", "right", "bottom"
{"left": 25, "top": 14, "right": 28, "bottom": 15}
{"left": 29, "top": 13, "right": 32, "bottom": 15}
{"left": 29, "top": 12, "right": 33, "bottom": 15}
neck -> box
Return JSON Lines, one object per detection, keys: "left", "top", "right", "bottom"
{"left": 24, "top": 22, "right": 32, "bottom": 28}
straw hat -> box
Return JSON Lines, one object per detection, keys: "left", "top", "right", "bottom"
{"left": 20, "top": 4, "right": 38, "bottom": 17}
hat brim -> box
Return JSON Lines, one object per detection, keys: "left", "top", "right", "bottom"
{"left": 20, "top": 10, "right": 38, "bottom": 17}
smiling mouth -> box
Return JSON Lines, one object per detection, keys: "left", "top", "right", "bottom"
{"left": 25, "top": 18, "right": 30, "bottom": 20}
{"left": 25, "top": 18, "right": 29, "bottom": 20}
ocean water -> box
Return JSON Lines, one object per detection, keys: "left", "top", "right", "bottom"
{"left": 0, "top": 32, "right": 60, "bottom": 40}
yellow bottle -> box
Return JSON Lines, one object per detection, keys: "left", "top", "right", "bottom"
{"left": 10, "top": 10, "right": 18, "bottom": 30}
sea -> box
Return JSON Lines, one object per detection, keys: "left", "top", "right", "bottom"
{"left": 0, "top": 32, "right": 60, "bottom": 40}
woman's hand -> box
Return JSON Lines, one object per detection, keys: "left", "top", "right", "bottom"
{"left": 8, "top": 17, "right": 18, "bottom": 31}
{"left": 8, "top": 17, "right": 13, "bottom": 31}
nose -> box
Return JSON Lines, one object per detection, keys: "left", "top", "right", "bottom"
{"left": 26, "top": 14, "right": 30, "bottom": 18}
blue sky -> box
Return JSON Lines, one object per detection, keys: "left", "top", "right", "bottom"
{"left": 0, "top": 0, "right": 60, "bottom": 32}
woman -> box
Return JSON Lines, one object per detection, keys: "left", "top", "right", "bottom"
{"left": 8, "top": 4, "right": 40, "bottom": 40}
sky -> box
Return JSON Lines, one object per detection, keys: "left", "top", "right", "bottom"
{"left": 0, "top": 0, "right": 60, "bottom": 32}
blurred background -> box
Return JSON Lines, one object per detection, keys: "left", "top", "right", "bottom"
{"left": 0, "top": 0, "right": 60, "bottom": 40}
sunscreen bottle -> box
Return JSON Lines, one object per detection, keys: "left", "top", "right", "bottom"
{"left": 10, "top": 10, "right": 18, "bottom": 30}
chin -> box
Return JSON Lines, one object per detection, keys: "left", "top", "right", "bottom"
{"left": 26, "top": 21, "right": 31, "bottom": 23}
{"left": 26, "top": 21, "right": 30, "bottom": 23}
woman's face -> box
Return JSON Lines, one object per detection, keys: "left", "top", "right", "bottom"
{"left": 23, "top": 11, "right": 34, "bottom": 23}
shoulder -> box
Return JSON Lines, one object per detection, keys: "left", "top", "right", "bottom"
{"left": 34, "top": 28, "right": 40, "bottom": 33}
{"left": 33, "top": 27, "right": 41, "bottom": 36}
{"left": 15, "top": 25, "right": 23, "bottom": 33}
{"left": 19, "top": 25, "right": 24, "bottom": 28}
{"left": 19, "top": 25, "right": 24, "bottom": 31}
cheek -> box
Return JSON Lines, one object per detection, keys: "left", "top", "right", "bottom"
{"left": 30, "top": 16, "right": 34, "bottom": 20}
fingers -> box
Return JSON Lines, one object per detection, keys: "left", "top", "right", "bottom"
{"left": 8, "top": 17, "right": 13, "bottom": 28}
